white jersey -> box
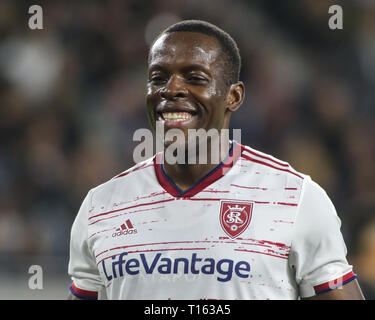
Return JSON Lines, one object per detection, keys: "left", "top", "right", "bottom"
{"left": 68, "top": 141, "right": 355, "bottom": 300}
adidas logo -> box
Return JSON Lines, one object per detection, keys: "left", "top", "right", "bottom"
{"left": 112, "top": 219, "right": 137, "bottom": 237}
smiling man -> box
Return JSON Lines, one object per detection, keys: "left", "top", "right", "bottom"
{"left": 68, "top": 20, "right": 364, "bottom": 300}
{"left": 146, "top": 26, "right": 244, "bottom": 189}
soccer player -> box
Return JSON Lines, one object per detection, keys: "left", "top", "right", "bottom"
{"left": 68, "top": 20, "right": 364, "bottom": 300}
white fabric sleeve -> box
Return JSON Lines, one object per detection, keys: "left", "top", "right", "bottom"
{"left": 289, "top": 177, "right": 355, "bottom": 298}
{"left": 68, "top": 189, "right": 104, "bottom": 298}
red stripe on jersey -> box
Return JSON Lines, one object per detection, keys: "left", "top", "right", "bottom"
{"left": 241, "top": 154, "right": 304, "bottom": 180}
{"left": 89, "top": 205, "right": 166, "bottom": 226}
{"left": 242, "top": 147, "right": 289, "bottom": 167}
{"left": 200, "top": 189, "right": 231, "bottom": 194}
{"left": 113, "top": 163, "right": 153, "bottom": 179}
{"left": 88, "top": 227, "right": 116, "bottom": 239}
{"left": 276, "top": 202, "right": 298, "bottom": 206}
{"left": 89, "top": 198, "right": 175, "bottom": 221}
{"left": 313, "top": 271, "right": 357, "bottom": 294}
{"left": 96, "top": 240, "right": 196, "bottom": 258}
{"left": 234, "top": 249, "right": 289, "bottom": 259}
{"left": 70, "top": 282, "right": 98, "bottom": 299}
{"left": 182, "top": 197, "right": 271, "bottom": 205}
{"left": 230, "top": 184, "right": 268, "bottom": 191}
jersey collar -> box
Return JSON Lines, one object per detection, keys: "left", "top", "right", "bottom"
{"left": 154, "top": 141, "right": 243, "bottom": 198}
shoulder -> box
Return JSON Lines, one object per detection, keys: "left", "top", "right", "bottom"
{"left": 297, "top": 177, "right": 339, "bottom": 224}
{"left": 239, "top": 144, "right": 307, "bottom": 182}
{"left": 88, "top": 156, "right": 156, "bottom": 199}
{"left": 290, "top": 173, "right": 342, "bottom": 247}
{"left": 240, "top": 145, "right": 337, "bottom": 219}
{"left": 111, "top": 156, "right": 155, "bottom": 181}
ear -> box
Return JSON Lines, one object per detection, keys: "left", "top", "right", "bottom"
{"left": 226, "top": 81, "right": 245, "bottom": 112}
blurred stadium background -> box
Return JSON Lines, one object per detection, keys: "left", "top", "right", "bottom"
{"left": 0, "top": 0, "right": 374, "bottom": 299}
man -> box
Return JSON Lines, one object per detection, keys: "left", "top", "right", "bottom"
{"left": 68, "top": 20, "right": 364, "bottom": 300}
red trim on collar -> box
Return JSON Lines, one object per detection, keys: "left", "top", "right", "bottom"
{"left": 154, "top": 142, "right": 244, "bottom": 198}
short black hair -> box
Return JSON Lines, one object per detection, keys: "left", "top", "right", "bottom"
{"left": 150, "top": 20, "right": 241, "bottom": 88}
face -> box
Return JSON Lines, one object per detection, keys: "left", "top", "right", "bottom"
{"left": 146, "top": 32, "right": 236, "bottom": 150}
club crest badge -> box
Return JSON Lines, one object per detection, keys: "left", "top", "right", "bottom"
{"left": 219, "top": 201, "right": 253, "bottom": 238}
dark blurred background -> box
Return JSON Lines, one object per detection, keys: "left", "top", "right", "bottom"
{"left": 0, "top": 0, "right": 374, "bottom": 299}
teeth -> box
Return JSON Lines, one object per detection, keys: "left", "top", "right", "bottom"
{"left": 162, "top": 112, "right": 192, "bottom": 121}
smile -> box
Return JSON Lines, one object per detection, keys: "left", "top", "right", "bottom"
{"left": 161, "top": 112, "right": 193, "bottom": 122}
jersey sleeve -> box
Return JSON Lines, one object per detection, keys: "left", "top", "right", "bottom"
{"left": 68, "top": 189, "right": 104, "bottom": 299}
{"left": 289, "top": 177, "right": 356, "bottom": 298}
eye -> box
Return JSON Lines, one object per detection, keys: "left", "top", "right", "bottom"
{"left": 149, "top": 74, "right": 167, "bottom": 85}
{"left": 187, "top": 75, "right": 208, "bottom": 84}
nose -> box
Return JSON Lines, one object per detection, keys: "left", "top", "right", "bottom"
{"left": 160, "top": 75, "right": 188, "bottom": 100}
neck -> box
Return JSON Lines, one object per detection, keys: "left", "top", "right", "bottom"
{"left": 162, "top": 138, "right": 232, "bottom": 191}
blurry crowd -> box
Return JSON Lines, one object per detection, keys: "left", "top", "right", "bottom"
{"left": 0, "top": 0, "right": 374, "bottom": 298}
